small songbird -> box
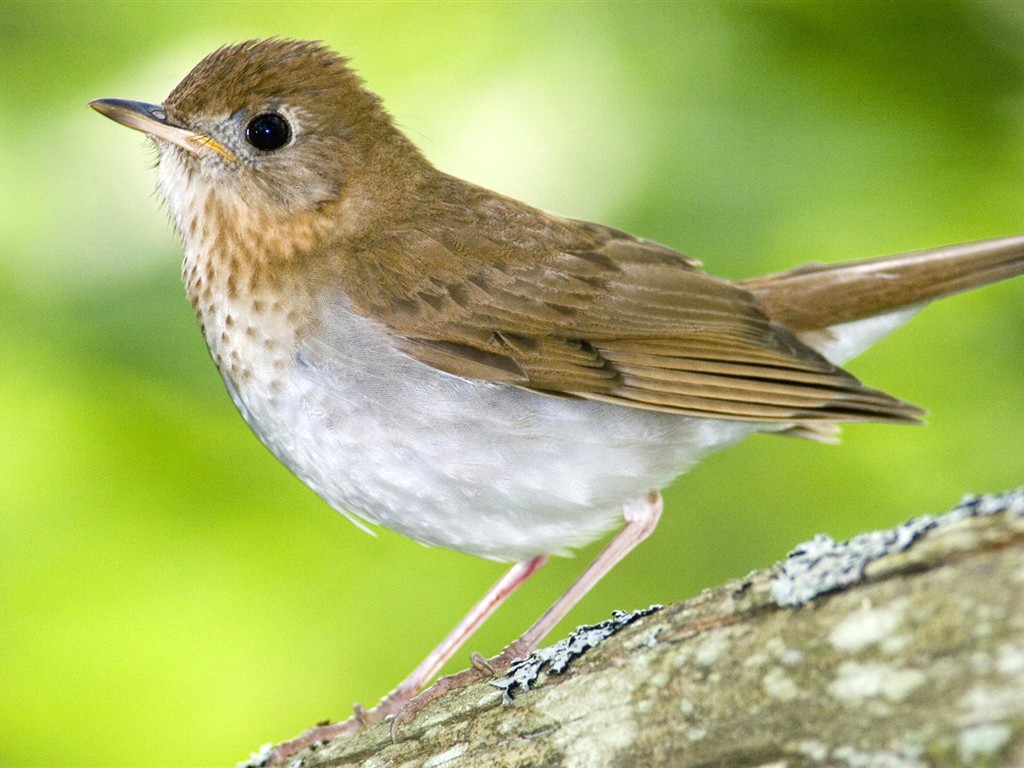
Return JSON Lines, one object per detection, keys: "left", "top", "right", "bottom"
{"left": 92, "top": 39, "right": 1022, "bottom": 762}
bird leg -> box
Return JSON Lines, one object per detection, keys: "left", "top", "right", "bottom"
{"left": 257, "top": 490, "right": 663, "bottom": 765}
{"left": 389, "top": 490, "right": 664, "bottom": 733}
{"left": 257, "top": 554, "right": 548, "bottom": 765}
{"left": 367, "top": 553, "right": 549, "bottom": 716}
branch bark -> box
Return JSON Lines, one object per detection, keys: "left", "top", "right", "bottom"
{"left": 258, "top": 490, "right": 1024, "bottom": 768}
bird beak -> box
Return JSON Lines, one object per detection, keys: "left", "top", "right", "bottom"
{"left": 89, "top": 98, "right": 234, "bottom": 161}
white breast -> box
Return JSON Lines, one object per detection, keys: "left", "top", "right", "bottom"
{"left": 220, "top": 296, "right": 760, "bottom": 560}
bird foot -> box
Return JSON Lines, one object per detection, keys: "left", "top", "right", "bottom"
{"left": 246, "top": 643, "right": 527, "bottom": 766}
{"left": 387, "top": 640, "right": 529, "bottom": 741}
{"left": 244, "top": 716, "right": 363, "bottom": 767}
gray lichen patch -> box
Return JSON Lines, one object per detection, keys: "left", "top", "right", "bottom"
{"left": 533, "top": 673, "right": 641, "bottom": 768}
{"left": 692, "top": 628, "right": 732, "bottom": 668}
{"left": 829, "top": 744, "right": 929, "bottom": 768}
{"left": 491, "top": 606, "right": 662, "bottom": 702}
{"left": 772, "top": 489, "right": 1024, "bottom": 607}
{"left": 829, "top": 601, "right": 907, "bottom": 653}
{"left": 829, "top": 660, "right": 926, "bottom": 703}
{"left": 958, "top": 723, "right": 1013, "bottom": 765}
{"left": 996, "top": 642, "right": 1024, "bottom": 675}
{"left": 762, "top": 665, "right": 800, "bottom": 701}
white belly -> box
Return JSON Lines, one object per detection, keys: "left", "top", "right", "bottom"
{"left": 217, "top": 297, "right": 760, "bottom": 560}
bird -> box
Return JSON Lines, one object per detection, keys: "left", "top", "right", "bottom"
{"left": 90, "top": 38, "right": 1023, "bottom": 763}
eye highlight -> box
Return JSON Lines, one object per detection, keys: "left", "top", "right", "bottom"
{"left": 245, "top": 113, "right": 291, "bottom": 151}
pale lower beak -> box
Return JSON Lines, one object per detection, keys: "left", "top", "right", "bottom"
{"left": 89, "top": 98, "right": 233, "bottom": 161}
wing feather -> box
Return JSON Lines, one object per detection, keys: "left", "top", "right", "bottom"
{"left": 330, "top": 180, "right": 922, "bottom": 425}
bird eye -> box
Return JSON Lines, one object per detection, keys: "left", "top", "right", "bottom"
{"left": 245, "top": 113, "right": 291, "bottom": 151}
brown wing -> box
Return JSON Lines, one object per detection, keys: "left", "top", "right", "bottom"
{"left": 335, "top": 181, "right": 921, "bottom": 425}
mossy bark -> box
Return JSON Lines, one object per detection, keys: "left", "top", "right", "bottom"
{"left": 270, "top": 497, "right": 1024, "bottom": 768}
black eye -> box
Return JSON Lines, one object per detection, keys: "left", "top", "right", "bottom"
{"left": 245, "top": 113, "right": 291, "bottom": 151}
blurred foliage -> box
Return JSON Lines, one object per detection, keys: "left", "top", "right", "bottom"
{"left": 2, "top": 2, "right": 1023, "bottom": 766}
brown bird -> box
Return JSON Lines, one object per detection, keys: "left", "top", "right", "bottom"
{"left": 91, "top": 38, "right": 1023, "bottom": 763}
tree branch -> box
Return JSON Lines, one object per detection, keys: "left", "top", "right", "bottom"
{"left": 251, "top": 490, "right": 1024, "bottom": 768}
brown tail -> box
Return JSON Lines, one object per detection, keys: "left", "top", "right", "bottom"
{"left": 742, "top": 235, "right": 1024, "bottom": 332}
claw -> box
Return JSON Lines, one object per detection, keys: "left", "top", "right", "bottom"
{"left": 470, "top": 652, "right": 496, "bottom": 674}
{"left": 388, "top": 646, "right": 523, "bottom": 743}
{"left": 252, "top": 716, "right": 363, "bottom": 766}
{"left": 352, "top": 702, "right": 369, "bottom": 726}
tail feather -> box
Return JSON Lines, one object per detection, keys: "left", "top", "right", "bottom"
{"left": 742, "top": 235, "right": 1024, "bottom": 332}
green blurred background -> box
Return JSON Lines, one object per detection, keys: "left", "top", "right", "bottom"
{"left": 3, "top": 2, "right": 1023, "bottom": 765}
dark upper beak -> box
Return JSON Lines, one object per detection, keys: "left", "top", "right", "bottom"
{"left": 89, "top": 98, "right": 233, "bottom": 160}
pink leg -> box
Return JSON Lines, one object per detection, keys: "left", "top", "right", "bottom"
{"left": 259, "top": 554, "right": 547, "bottom": 765}
{"left": 374, "top": 553, "right": 548, "bottom": 708}
{"left": 259, "top": 491, "right": 663, "bottom": 764}
{"left": 503, "top": 490, "right": 662, "bottom": 660}
{"left": 388, "top": 491, "right": 663, "bottom": 734}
